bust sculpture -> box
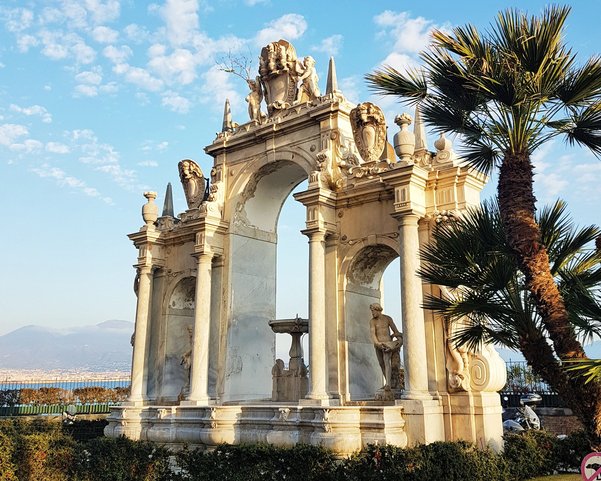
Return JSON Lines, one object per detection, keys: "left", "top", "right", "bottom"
{"left": 369, "top": 303, "right": 403, "bottom": 391}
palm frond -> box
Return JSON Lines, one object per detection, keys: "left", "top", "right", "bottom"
{"left": 556, "top": 56, "right": 601, "bottom": 106}
{"left": 365, "top": 66, "right": 427, "bottom": 102}
{"left": 563, "top": 104, "right": 601, "bottom": 156}
{"left": 565, "top": 358, "right": 601, "bottom": 384}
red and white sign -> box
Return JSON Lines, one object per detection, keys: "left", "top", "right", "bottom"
{"left": 582, "top": 452, "right": 601, "bottom": 481}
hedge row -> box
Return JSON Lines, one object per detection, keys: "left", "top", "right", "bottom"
{"left": 0, "top": 419, "right": 592, "bottom": 481}
{"left": 0, "top": 386, "right": 130, "bottom": 406}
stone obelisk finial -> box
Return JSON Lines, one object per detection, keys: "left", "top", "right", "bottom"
{"left": 326, "top": 57, "right": 341, "bottom": 96}
{"left": 222, "top": 98, "right": 233, "bottom": 132}
{"left": 414, "top": 104, "right": 428, "bottom": 152}
{"left": 162, "top": 182, "right": 174, "bottom": 217}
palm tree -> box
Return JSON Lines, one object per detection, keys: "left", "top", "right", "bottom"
{"left": 420, "top": 200, "right": 601, "bottom": 443}
{"left": 366, "top": 5, "right": 601, "bottom": 441}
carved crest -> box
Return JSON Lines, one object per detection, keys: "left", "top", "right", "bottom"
{"left": 259, "top": 39, "right": 298, "bottom": 114}
{"left": 178, "top": 159, "right": 206, "bottom": 209}
{"left": 350, "top": 102, "right": 387, "bottom": 162}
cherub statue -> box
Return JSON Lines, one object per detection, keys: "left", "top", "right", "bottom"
{"left": 178, "top": 159, "right": 206, "bottom": 209}
{"left": 246, "top": 76, "right": 264, "bottom": 123}
{"left": 295, "top": 56, "right": 320, "bottom": 103}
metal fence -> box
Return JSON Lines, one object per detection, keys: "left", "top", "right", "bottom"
{"left": 0, "top": 362, "right": 564, "bottom": 415}
{"left": 500, "top": 360, "right": 562, "bottom": 407}
{"left": 0, "top": 376, "right": 131, "bottom": 416}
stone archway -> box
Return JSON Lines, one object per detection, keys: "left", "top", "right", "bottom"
{"left": 222, "top": 157, "right": 310, "bottom": 402}
{"left": 343, "top": 243, "right": 399, "bottom": 400}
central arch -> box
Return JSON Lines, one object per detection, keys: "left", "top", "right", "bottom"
{"left": 222, "top": 155, "right": 310, "bottom": 402}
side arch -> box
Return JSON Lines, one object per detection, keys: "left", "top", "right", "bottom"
{"left": 340, "top": 239, "right": 400, "bottom": 400}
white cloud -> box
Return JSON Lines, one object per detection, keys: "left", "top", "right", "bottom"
{"left": 312, "top": 34, "right": 343, "bottom": 57}
{"left": 85, "top": 0, "right": 121, "bottom": 24}
{"left": 75, "top": 68, "right": 103, "bottom": 85}
{"left": 3, "top": 8, "right": 34, "bottom": 32}
{"left": 0, "top": 124, "right": 29, "bottom": 146}
{"left": 148, "top": 46, "right": 197, "bottom": 84}
{"left": 113, "top": 63, "right": 164, "bottom": 91}
{"left": 91, "top": 26, "right": 119, "bottom": 43}
{"left": 161, "top": 91, "right": 191, "bottom": 113}
{"left": 138, "top": 160, "right": 159, "bottom": 167}
{"left": 199, "top": 65, "right": 242, "bottom": 112}
{"left": 339, "top": 76, "right": 362, "bottom": 105}
{"left": 373, "top": 10, "right": 445, "bottom": 71}
{"left": 378, "top": 51, "right": 420, "bottom": 73}
{"left": 9, "top": 104, "right": 52, "bottom": 123}
{"left": 46, "top": 142, "right": 71, "bottom": 154}
{"left": 245, "top": 0, "right": 269, "bottom": 4}
{"left": 39, "top": 31, "right": 96, "bottom": 64}
{"left": 16, "top": 34, "right": 38, "bottom": 53}
{"left": 9, "top": 139, "right": 44, "bottom": 153}
{"left": 160, "top": 0, "right": 199, "bottom": 46}
{"left": 100, "top": 82, "right": 118, "bottom": 94}
{"left": 30, "top": 163, "right": 113, "bottom": 204}
{"left": 374, "top": 11, "right": 435, "bottom": 54}
{"left": 123, "top": 23, "right": 151, "bottom": 43}
{"left": 255, "top": 13, "right": 307, "bottom": 47}
{"left": 74, "top": 84, "right": 99, "bottom": 97}
{"left": 141, "top": 140, "right": 169, "bottom": 152}
{"left": 102, "top": 44, "right": 132, "bottom": 63}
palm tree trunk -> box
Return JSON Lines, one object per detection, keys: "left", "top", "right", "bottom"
{"left": 498, "top": 151, "right": 601, "bottom": 446}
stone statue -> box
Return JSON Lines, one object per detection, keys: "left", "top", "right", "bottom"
{"left": 246, "top": 76, "right": 264, "bottom": 123}
{"left": 295, "top": 56, "right": 320, "bottom": 103}
{"left": 178, "top": 159, "right": 206, "bottom": 209}
{"left": 369, "top": 303, "right": 403, "bottom": 391}
{"left": 179, "top": 326, "right": 193, "bottom": 401}
{"left": 350, "top": 102, "right": 387, "bottom": 162}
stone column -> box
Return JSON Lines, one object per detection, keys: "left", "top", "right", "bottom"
{"left": 186, "top": 252, "right": 213, "bottom": 404}
{"left": 398, "top": 215, "right": 430, "bottom": 398}
{"left": 129, "top": 265, "right": 153, "bottom": 403}
{"left": 306, "top": 231, "right": 329, "bottom": 401}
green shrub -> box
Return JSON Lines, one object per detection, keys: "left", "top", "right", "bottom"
{"left": 75, "top": 436, "right": 172, "bottom": 481}
{"left": 339, "top": 442, "right": 508, "bottom": 481}
{"left": 13, "top": 432, "right": 76, "bottom": 481}
{"left": 173, "top": 443, "right": 338, "bottom": 481}
{"left": 503, "top": 430, "right": 559, "bottom": 479}
{"left": 554, "top": 430, "right": 592, "bottom": 472}
{"left": 0, "top": 432, "right": 17, "bottom": 481}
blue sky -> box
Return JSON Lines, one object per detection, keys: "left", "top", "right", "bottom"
{"left": 1, "top": 0, "right": 600, "bottom": 338}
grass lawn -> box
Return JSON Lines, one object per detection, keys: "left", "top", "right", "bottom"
{"left": 528, "top": 475, "right": 581, "bottom": 481}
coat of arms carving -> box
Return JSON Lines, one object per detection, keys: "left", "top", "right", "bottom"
{"left": 350, "top": 102, "right": 387, "bottom": 162}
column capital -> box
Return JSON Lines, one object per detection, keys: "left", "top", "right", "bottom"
{"left": 301, "top": 228, "right": 328, "bottom": 242}
{"left": 393, "top": 213, "right": 421, "bottom": 226}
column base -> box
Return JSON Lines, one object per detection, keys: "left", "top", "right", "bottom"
{"left": 180, "top": 398, "right": 216, "bottom": 407}
{"left": 299, "top": 397, "right": 339, "bottom": 406}
{"left": 400, "top": 390, "right": 433, "bottom": 401}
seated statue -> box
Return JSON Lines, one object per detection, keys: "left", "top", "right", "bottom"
{"left": 369, "top": 303, "right": 403, "bottom": 391}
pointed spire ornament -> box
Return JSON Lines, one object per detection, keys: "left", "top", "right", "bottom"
{"left": 162, "top": 182, "right": 174, "bottom": 217}
{"left": 222, "top": 98, "right": 233, "bottom": 132}
{"left": 413, "top": 104, "right": 428, "bottom": 152}
{"left": 326, "top": 57, "right": 341, "bottom": 96}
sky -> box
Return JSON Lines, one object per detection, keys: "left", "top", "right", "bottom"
{"left": 1, "top": 0, "right": 600, "bottom": 341}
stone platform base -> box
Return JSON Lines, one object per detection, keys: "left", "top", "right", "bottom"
{"left": 104, "top": 404, "right": 407, "bottom": 456}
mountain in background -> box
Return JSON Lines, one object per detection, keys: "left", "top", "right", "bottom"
{"left": 0, "top": 320, "right": 133, "bottom": 371}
